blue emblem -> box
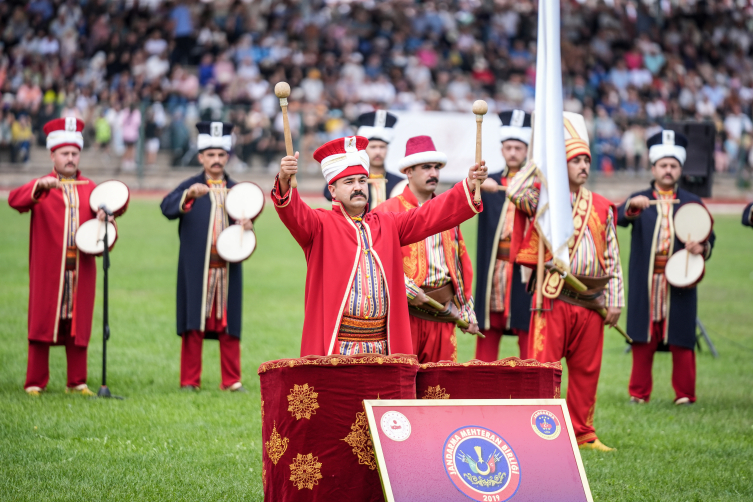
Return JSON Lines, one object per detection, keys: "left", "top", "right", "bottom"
{"left": 444, "top": 426, "right": 521, "bottom": 501}
{"left": 530, "top": 410, "right": 561, "bottom": 440}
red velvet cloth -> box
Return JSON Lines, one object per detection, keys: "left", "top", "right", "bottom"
{"left": 8, "top": 172, "right": 104, "bottom": 347}
{"left": 259, "top": 354, "right": 419, "bottom": 501}
{"left": 415, "top": 357, "right": 562, "bottom": 401}
{"left": 629, "top": 320, "right": 696, "bottom": 402}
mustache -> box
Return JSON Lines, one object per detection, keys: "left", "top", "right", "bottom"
{"left": 579, "top": 170, "right": 588, "bottom": 176}
{"left": 350, "top": 190, "right": 366, "bottom": 200}
{"left": 211, "top": 163, "right": 223, "bottom": 169}
{"left": 426, "top": 177, "right": 439, "bottom": 184}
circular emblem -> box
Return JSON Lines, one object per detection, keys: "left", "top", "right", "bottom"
{"left": 530, "top": 410, "right": 561, "bottom": 440}
{"left": 380, "top": 411, "right": 411, "bottom": 442}
{"left": 443, "top": 426, "right": 521, "bottom": 501}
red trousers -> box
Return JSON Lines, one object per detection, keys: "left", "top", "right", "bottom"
{"left": 529, "top": 297, "right": 604, "bottom": 445}
{"left": 475, "top": 312, "right": 530, "bottom": 361}
{"left": 409, "top": 315, "right": 457, "bottom": 364}
{"left": 25, "top": 319, "right": 88, "bottom": 391}
{"left": 180, "top": 330, "right": 241, "bottom": 389}
{"left": 628, "top": 320, "right": 696, "bottom": 402}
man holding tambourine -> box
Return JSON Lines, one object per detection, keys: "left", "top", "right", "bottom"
{"left": 617, "top": 130, "right": 715, "bottom": 406}
{"left": 161, "top": 121, "right": 261, "bottom": 392}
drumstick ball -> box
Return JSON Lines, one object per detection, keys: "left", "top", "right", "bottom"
{"left": 275, "top": 82, "right": 297, "bottom": 189}
{"left": 472, "top": 100, "right": 488, "bottom": 203}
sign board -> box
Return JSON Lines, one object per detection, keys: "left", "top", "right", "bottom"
{"left": 364, "top": 399, "right": 592, "bottom": 502}
{"left": 385, "top": 111, "right": 507, "bottom": 182}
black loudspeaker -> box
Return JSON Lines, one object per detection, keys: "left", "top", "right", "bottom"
{"left": 664, "top": 121, "right": 715, "bottom": 198}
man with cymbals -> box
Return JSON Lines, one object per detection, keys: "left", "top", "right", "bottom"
{"left": 475, "top": 110, "right": 534, "bottom": 361}
{"left": 508, "top": 112, "right": 625, "bottom": 451}
{"left": 273, "top": 136, "right": 486, "bottom": 357}
{"left": 374, "top": 135, "right": 480, "bottom": 363}
{"left": 161, "top": 121, "right": 254, "bottom": 392}
{"left": 323, "top": 111, "right": 405, "bottom": 208}
{"left": 9, "top": 118, "right": 112, "bottom": 396}
{"left": 617, "top": 130, "right": 715, "bottom": 406}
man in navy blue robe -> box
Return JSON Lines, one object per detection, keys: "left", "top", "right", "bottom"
{"left": 323, "top": 111, "right": 405, "bottom": 207}
{"left": 161, "top": 121, "right": 253, "bottom": 391}
{"left": 474, "top": 110, "right": 533, "bottom": 361}
{"left": 617, "top": 130, "right": 715, "bottom": 406}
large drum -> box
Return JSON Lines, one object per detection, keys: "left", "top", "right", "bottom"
{"left": 666, "top": 203, "right": 712, "bottom": 288}
{"left": 75, "top": 220, "right": 116, "bottom": 256}
{"left": 89, "top": 180, "right": 130, "bottom": 216}
{"left": 225, "top": 182, "right": 264, "bottom": 221}
{"left": 216, "top": 225, "right": 257, "bottom": 263}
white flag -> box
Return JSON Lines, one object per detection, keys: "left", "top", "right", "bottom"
{"left": 530, "top": 0, "right": 574, "bottom": 270}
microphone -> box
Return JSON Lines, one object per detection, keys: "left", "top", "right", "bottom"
{"left": 99, "top": 204, "right": 113, "bottom": 216}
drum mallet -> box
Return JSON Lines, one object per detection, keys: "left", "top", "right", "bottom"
{"left": 472, "top": 100, "right": 488, "bottom": 203}
{"left": 275, "top": 81, "right": 297, "bottom": 189}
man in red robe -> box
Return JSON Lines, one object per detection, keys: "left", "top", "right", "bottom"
{"left": 375, "top": 135, "right": 479, "bottom": 363}
{"left": 508, "top": 112, "right": 624, "bottom": 452}
{"left": 9, "top": 118, "right": 111, "bottom": 396}
{"left": 273, "top": 136, "right": 486, "bottom": 357}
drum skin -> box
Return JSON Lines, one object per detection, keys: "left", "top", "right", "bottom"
{"left": 665, "top": 249, "right": 705, "bottom": 288}
{"left": 674, "top": 202, "right": 711, "bottom": 243}
{"left": 216, "top": 225, "right": 257, "bottom": 263}
{"left": 225, "top": 182, "right": 264, "bottom": 221}
{"left": 75, "top": 219, "right": 117, "bottom": 256}
{"left": 89, "top": 180, "right": 130, "bottom": 216}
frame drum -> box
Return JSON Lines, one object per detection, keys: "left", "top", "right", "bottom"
{"left": 665, "top": 249, "right": 705, "bottom": 288}
{"left": 216, "top": 225, "right": 257, "bottom": 263}
{"left": 674, "top": 202, "right": 712, "bottom": 243}
{"left": 225, "top": 182, "right": 265, "bottom": 221}
{"left": 89, "top": 180, "right": 130, "bottom": 216}
{"left": 75, "top": 219, "right": 117, "bottom": 255}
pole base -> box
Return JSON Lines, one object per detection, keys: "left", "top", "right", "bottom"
{"left": 96, "top": 385, "right": 125, "bottom": 400}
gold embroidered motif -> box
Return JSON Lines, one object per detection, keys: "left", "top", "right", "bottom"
{"left": 342, "top": 412, "right": 377, "bottom": 470}
{"left": 450, "top": 333, "right": 457, "bottom": 363}
{"left": 260, "top": 399, "right": 264, "bottom": 422}
{"left": 586, "top": 404, "right": 596, "bottom": 427}
{"left": 532, "top": 313, "right": 546, "bottom": 358}
{"left": 289, "top": 453, "right": 323, "bottom": 490}
{"left": 554, "top": 386, "right": 561, "bottom": 398}
{"left": 422, "top": 385, "right": 450, "bottom": 399}
{"left": 258, "top": 354, "right": 419, "bottom": 374}
{"left": 265, "top": 421, "right": 289, "bottom": 465}
{"left": 287, "top": 384, "right": 320, "bottom": 420}
{"left": 262, "top": 468, "right": 267, "bottom": 491}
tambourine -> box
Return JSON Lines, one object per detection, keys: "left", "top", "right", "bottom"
{"left": 216, "top": 225, "right": 257, "bottom": 263}
{"left": 75, "top": 219, "right": 117, "bottom": 255}
{"left": 225, "top": 182, "right": 264, "bottom": 221}
{"left": 665, "top": 249, "right": 705, "bottom": 288}
{"left": 89, "top": 180, "right": 130, "bottom": 216}
{"left": 674, "top": 202, "right": 712, "bottom": 243}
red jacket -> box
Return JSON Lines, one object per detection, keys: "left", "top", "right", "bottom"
{"left": 9, "top": 172, "right": 99, "bottom": 346}
{"left": 273, "top": 177, "right": 481, "bottom": 356}
{"left": 374, "top": 184, "right": 475, "bottom": 321}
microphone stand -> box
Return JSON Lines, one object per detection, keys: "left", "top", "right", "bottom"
{"left": 97, "top": 206, "right": 123, "bottom": 399}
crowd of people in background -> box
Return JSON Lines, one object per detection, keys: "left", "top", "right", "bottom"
{"left": 0, "top": 0, "right": 752, "bottom": 178}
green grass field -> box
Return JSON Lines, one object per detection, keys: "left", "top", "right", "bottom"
{"left": 1, "top": 198, "right": 752, "bottom": 501}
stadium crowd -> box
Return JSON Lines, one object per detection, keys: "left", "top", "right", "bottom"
{"left": 0, "top": 0, "right": 752, "bottom": 175}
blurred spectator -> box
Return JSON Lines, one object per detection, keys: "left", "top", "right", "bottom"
{"left": 11, "top": 113, "right": 33, "bottom": 163}
{"left": 120, "top": 101, "right": 142, "bottom": 171}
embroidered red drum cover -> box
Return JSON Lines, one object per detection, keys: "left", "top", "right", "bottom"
{"left": 416, "top": 358, "right": 562, "bottom": 400}
{"left": 258, "top": 354, "right": 419, "bottom": 501}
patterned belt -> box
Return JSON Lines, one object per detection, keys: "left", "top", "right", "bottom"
{"left": 496, "top": 239, "right": 511, "bottom": 262}
{"left": 65, "top": 246, "right": 77, "bottom": 271}
{"left": 654, "top": 254, "right": 668, "bottom": 275}
{"left": 338, "top": 314, "right": 387, "bottom": 342}
{"left": 209, "top": 245, "right": 227, "bottom": 268}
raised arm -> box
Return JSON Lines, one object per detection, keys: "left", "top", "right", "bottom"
{"left": 393, "top": 162, "right": 486, "bottom": 246}
{"left": 506, "top": 161, "right": 538, "bottom": 216}
{"left": 273, "top": 153, "right": 321, "bottom": 249}
{"left": 8, "top": 176, "right": 58, "bottom": 213}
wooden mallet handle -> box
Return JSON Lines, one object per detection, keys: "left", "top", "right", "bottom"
{"left": 472, "top": 100, "right": 488, "bottom": 203}
{"left": 275, "top": 81, "right": 297, "bottom": 189}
